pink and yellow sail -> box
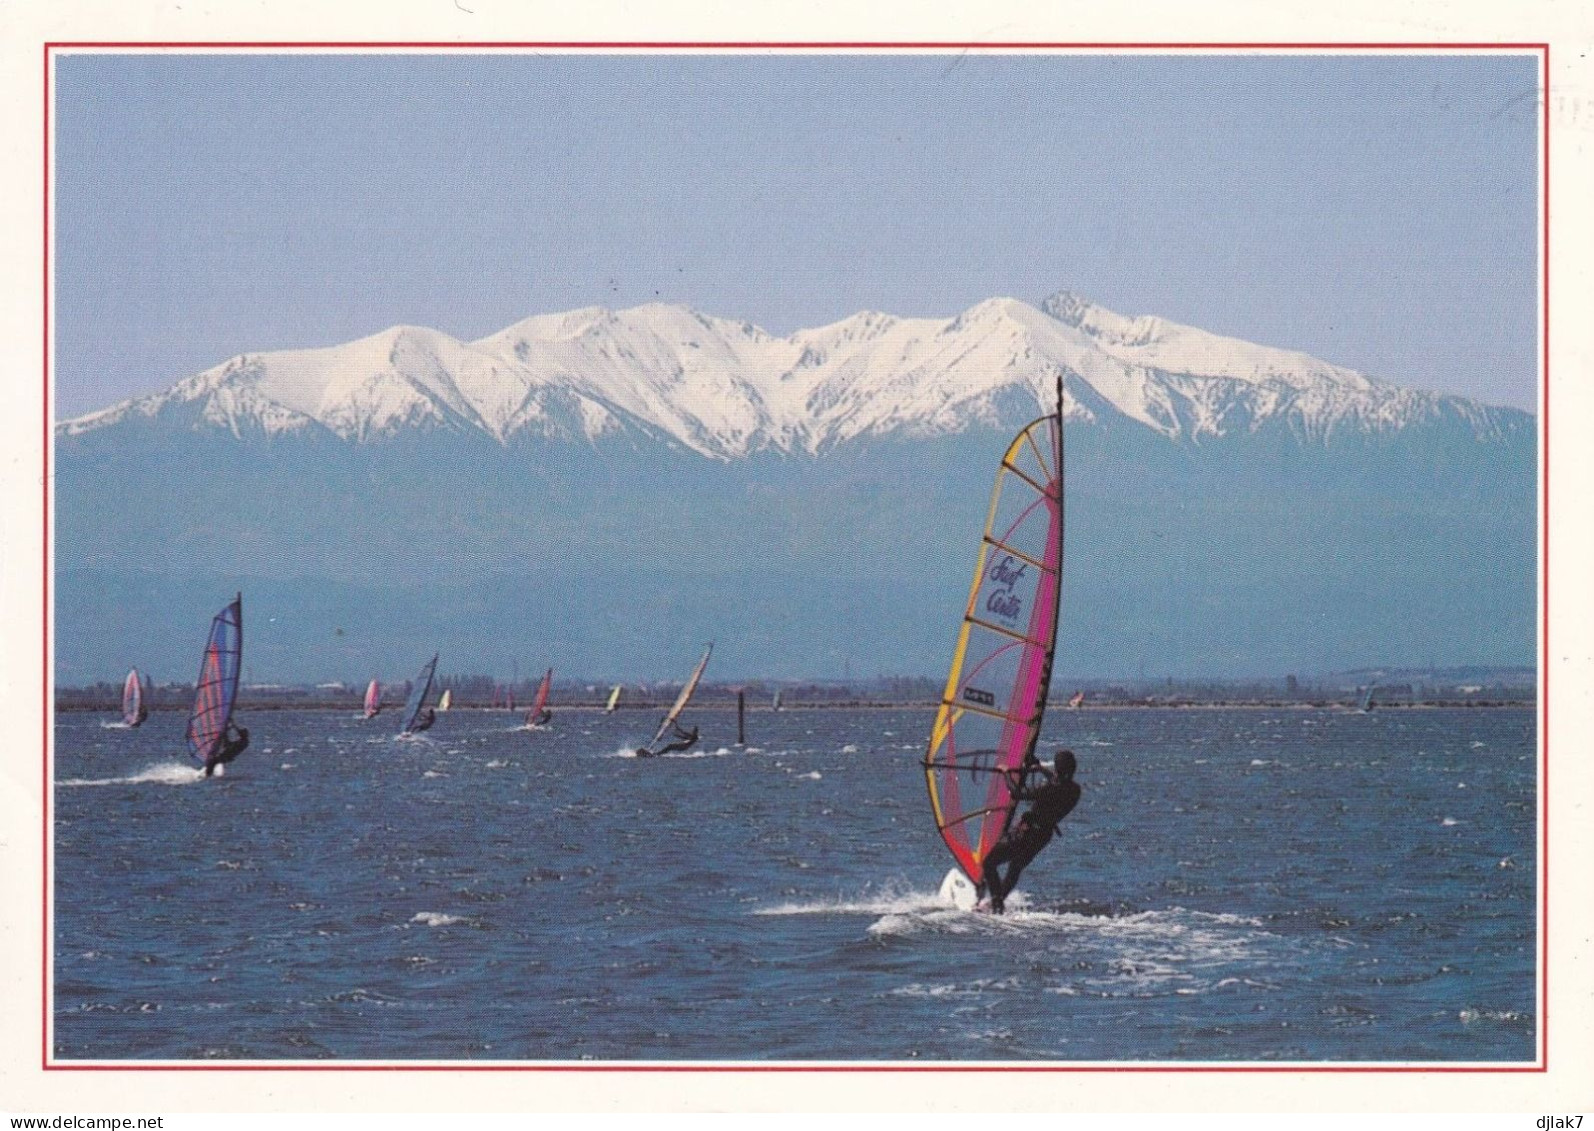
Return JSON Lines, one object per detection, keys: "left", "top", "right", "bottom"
{"left": 923, "top": 381, "right": 1065, "bottom": 884}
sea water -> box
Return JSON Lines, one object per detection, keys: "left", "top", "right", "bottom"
{"left": 51, "top": 706, "right": 1537, "bottom": 1062}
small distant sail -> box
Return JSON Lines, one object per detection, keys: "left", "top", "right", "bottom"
{"left": 526, "top": 667, "right": 553, "bottom": 727}
{"left": 924, "top": 380, "right": 1065, "bottom": 887}
{"left": 604, "top": 684, "right": 622, "bottom": 713}
{"left": 401, "top": 654, "right": 439, "bottom": 734}
{"left": 506, "top": 688, "right": 515, "bottom": 713}
{"left": 641, "top": 643, "right": 712, "bottom": 754}
{"left": 363, "top": 679, "right": 381, "bottom": 720}
{"left": 437, "top": 688, "right": 452, "bottom": 712}
{"left": 1359, "top": 684, "right": 1377, "bottom": 713}
{"left": 186, "top": 595, "right": 243, "bottom": 769}
{"left": 1068, "top": 690, "right": 1084, "bottom": 709}
{"left": 123, "top": 667, "right": 149, "bottom": 727}
{"left": 772, "top": 689, "right": 783, "bottom": 712}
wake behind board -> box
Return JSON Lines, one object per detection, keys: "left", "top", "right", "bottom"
{"left": 939, "top": 868, "right": 979, "bottom": 911}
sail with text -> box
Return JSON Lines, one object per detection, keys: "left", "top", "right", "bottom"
{"left": 526, "top": 668, "right": 553, "bottom": 727}
{"left": 638, "top": 644, "right": 712, "bottom": 756}
{"left": 923, "top": 379, "right": 1065, "bottom": 887}
{"left": 186, "top": 594, "right": 245, "bottom": 775}
{"left": 363, "top": 679, "right": 381, "bottom": 719}
{"left": 604, "top": 684, "right": 622, "bottom": 714}
{"left": 123, "top": 667, "right": 150, "bottom": 727}
{"left": 400, "top": 654, "right": 439, "bottom": 734}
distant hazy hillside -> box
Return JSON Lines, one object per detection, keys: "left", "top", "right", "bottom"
{"left": 54, "top": 291, "right": 1536, "bottom": 684}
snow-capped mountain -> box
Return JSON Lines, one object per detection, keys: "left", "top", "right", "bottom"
{"left": 58, "top": 290, "right": 1524, "bottom": 457}
{"left": 53, "top": 288, "right": 1536, "bottom": 683}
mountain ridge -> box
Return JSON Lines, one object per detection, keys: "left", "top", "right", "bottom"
{"left": 59, "top": 290, "right": 1529, "bottom": 459}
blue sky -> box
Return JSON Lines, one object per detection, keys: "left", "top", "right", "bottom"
{"left": 53, "top": 51, "right": 1541, "bottom": 417}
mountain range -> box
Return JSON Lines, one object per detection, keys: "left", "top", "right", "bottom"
{"left": 54, "top": 290, "right": 1536, "bottom": 685}
{"left": 62, "top": 290, "right": 1522, "bottom": 456}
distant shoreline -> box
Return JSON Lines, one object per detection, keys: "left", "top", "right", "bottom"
{"left": 53, "top": 699, "right": 1535, "bottom": 714}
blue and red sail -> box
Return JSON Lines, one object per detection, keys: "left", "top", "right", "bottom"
{"left": 185, "top": 595, "right": 243, "bottom": 767}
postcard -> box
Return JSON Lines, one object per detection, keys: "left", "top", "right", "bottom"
{"left": 4, "top": 0, "right": 1591, "bottom": 1117}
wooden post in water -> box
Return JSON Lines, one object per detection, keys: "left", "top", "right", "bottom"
{"left": 736, "top": 689, "right": 746, "bottom": 746}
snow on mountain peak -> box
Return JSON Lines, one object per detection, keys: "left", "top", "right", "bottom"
{"left": 1042, "top": 289, "right": 1166, "bottom": 345}
{"left": 58, "top": 291, "right": 1515, "bottom": 456}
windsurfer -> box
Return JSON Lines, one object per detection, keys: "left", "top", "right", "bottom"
{"left": 660, "top": 723, "right": 699, "bottom": 754}
{"left": 410, "top": 707, "right": 437, "bottom": 733}
{"left": 205, "top": 723, "right": 249, "bottom": 778}
{"left": 980, "top": 749, "right": 1080, "bottom": 913}
{"left": 638, "top": 723, "right": 698, "bottom": 758}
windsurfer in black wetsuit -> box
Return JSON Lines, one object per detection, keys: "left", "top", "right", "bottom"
{"left": 409, "top": 708, "right": 436, "bottom": 733}
{"left": 659, "top": 723, "right": 698, "bottom": 755}
{"left": 204, "top": 723, "right": 249, "bottom": 778}
{"left": 638, "top": 723, "right": 698, "bottom": 758}
{"left": 980, "top": 749, "right": 1081, "bottom": 913}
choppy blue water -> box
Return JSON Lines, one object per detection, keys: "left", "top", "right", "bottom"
{"left": 53, "top": 705, "right": 1537, "bottom": 1062}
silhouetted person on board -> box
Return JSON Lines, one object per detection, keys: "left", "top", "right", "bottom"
{"left": 980, "top": 749, "right": 1081, "bottom": 913}
{"left": 638, "top": 723, "right": 698, "bottom": 758}
{"left": 205, "top": 723, "right": 249, "bottom": 778}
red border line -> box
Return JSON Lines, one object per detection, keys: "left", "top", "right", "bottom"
{"left": 44, "top": 40, "right": 1551, "bottom": 50}
{"left": 41, "top": 39, "right": 51, "bottom": 1077}
{"left": 1538, "top": 41, "right": 1550, "bottom": 1073}
{"left": 40, "top": 40, "right": 1551, "bottom": 1076}
{"left": 48, "top": 1063, "right": 1546, "bottom": 1074}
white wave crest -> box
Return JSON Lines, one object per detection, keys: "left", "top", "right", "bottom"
{"left": 409, "top": 912, "right": 469, "bottom": 927}
{"left": 756, "top": 883, "right": 956, "bottom": 918}
{"left": 629, "top": 746, "right": 741, "bottom": 759}
{"left": 58, "top": 762, "right": 203, "bottom": 787}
